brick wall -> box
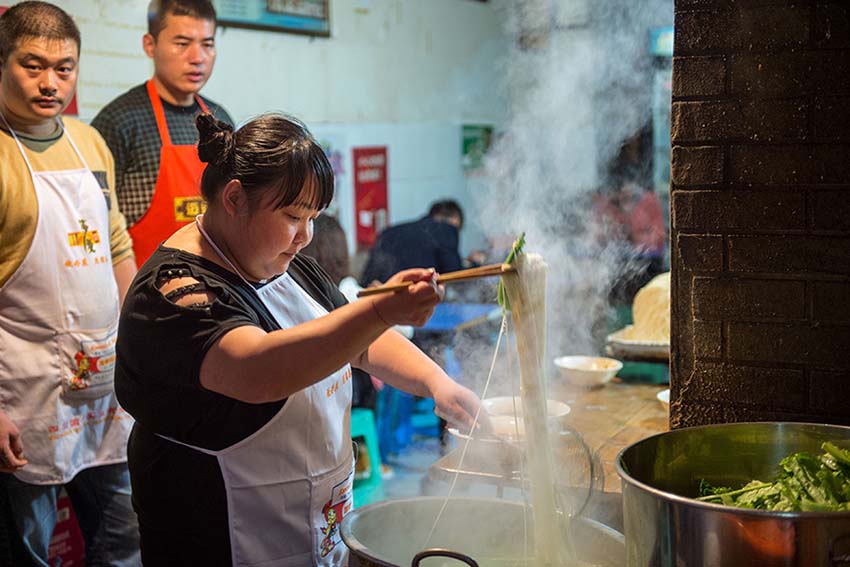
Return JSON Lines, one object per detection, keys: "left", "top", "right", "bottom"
{"left": 669, "top": 0, "right": 850, "bottom": 428}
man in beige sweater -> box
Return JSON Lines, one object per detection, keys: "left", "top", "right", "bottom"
{"left": 0, "top": 2, "right": 139, "bottom": 565}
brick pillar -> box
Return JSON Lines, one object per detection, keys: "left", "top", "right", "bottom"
{"left": 669, "top": 0, "right": 850, "bottom": 428}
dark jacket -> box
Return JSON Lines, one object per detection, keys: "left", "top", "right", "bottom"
{"left": 359, "top": 216, "right": 463, "bottom": 286}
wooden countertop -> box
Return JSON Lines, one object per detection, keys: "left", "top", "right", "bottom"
{"left": 553, "top": 380, "right": 669, "bottom": 494}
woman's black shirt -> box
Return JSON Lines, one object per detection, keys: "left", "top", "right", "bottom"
{"left": 115, "top": 245, "right": 346, "bottom": 565}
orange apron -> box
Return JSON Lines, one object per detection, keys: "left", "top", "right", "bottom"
{"left": 128, "top": 80, "right": 210, "bottom": 266}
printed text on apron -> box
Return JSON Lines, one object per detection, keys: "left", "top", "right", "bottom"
{"left": 0, "top": 115, "right": 132, "bottom": 485}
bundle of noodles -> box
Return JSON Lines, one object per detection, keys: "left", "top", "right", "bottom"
{"left": 502, "top": 252, "right": 567, "bottom": 566}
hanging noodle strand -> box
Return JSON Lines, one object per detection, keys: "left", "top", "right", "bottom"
{"left": 423, "top": 314, "right": 510, "bottom": 549}
{"left": 502, "top": 253, "right": 566, "bottom": 566}
{"left": 423, "top": 246, "right": 576, "bottom": 565}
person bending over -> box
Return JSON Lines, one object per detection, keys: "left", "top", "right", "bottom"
{"left": 115, "top": 112, "right": 482, "bottom": 566}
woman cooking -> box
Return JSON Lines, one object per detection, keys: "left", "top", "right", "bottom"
{"left": 115, "top": 112, "right": 483, "bottom": 566}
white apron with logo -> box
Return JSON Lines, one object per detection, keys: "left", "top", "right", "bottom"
{"left": 0, "top": 117, "right": 132, "bottom": 485}
{"left": 167, "top": 219, "right": 355, "bottom": 566}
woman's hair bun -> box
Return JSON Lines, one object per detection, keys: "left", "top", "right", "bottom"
{"left": 196, "top": 113, "right": 235, "bottom": 168}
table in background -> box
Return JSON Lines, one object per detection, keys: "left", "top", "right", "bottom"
{"left": 553, "top": 380, "right": 668, "bottom": 491}
{"left": 412, "top": 301, "right": 501, "bottom": 397}
{"left": 415, "top": 302, "right": 501, "bottom": 334}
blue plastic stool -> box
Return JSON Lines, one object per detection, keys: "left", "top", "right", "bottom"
{"left": 410, "top": 398, "right": 440, "bottom": 437}
{"left": 350, "top": 408, "right": 384, "bottom": 506}
{"left": 376, "top": 386, "right": 415, "bottom": 459}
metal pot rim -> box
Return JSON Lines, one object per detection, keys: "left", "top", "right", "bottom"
{"left": 614, "top": 420, "right": 850, "bottom": 519}
{"left": 341, "top": 495, "right": 625, "bottom": 565}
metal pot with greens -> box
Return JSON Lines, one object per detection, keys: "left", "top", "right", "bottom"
{"left": 617, "top": 422, "right": 850, "bottom": 567}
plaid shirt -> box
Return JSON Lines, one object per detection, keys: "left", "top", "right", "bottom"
{"left": 91, "top": 84, "right": 233, "bottom": 227}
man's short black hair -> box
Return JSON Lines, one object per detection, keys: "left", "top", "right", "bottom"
{"left": 429, "top": 199, "right": 464, "bottom": 228}
{"left": 0, "top": 1, "right": 80, "bottom": 62}
{"left": 147, "top": 0, "right": 217, "bottom": 38}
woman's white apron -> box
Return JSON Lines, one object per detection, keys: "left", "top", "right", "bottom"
{"left": 0, "top": 116, "right": 131, "bottom": 485}
{"left": 167, "top": 219, "right": 354, "bottom": 566}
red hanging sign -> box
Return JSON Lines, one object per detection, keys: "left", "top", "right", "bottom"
{"left": 353, "top": 146, "right": 388, "bottom": 247}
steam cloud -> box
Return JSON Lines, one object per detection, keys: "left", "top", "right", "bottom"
{"left": 436, "top": 0, "right": 673, "bottom": 524}
{"left": 473, "top": 0, "right": 673, "bottom": 363}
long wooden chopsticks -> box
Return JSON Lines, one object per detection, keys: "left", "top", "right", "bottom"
{"left": 356, "top": 263, "right": 516, "bottom": 297}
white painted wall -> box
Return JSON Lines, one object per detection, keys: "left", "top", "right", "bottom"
{"left": 50, "top": 0, "right": 509, "bottom": 257}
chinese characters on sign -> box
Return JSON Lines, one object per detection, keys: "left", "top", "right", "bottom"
{"left": 352, "top": 147, "right": 388, "bottom": 248}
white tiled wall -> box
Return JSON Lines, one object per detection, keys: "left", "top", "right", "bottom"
{"left": 51, "top": 0, "right": 509, "bottom": 256}
{"left": 311, "top": 121, "right": 483, "bottom": 258}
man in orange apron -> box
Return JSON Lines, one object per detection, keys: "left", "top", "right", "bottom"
{"left": 92, "top": 0, "right": 232, "bottom": 267}
{"left": 0, "top": 3, "right": 139, "bottom": 565}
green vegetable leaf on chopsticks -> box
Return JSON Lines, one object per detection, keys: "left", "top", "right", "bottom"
{"left": 497, "top": 232, "right": 525, "bottom": 311}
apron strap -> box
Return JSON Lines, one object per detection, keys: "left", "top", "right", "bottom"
{"left": 146, "top": 79, "right": 172, "bottom": 146}
{"left": 197, "top": 94, "right": 210, "bottom": 114}
{"left": 155, "top": 432, "right": 220, "bottom": 456}
{"left": 0, "top": 112, "right": 37, "bottom": 176}
{"left": 146, "top": 79, "right": 211, "bottom": 147}
{"left": 63, "top": 121, "right": 94, "bottom": 172}
{"left": 195, "top": 215, "right": 268, "bottom": 286}
{"left": 0, "top": 112, "right": 91, "bottom": 178}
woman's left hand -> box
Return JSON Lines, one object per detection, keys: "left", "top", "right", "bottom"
{"left": 431, "top": 379, "right": 491, "bottom": 436}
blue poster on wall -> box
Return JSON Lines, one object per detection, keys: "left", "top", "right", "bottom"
{"left": 213, "top": 0, "right": 330, "bottom": 37}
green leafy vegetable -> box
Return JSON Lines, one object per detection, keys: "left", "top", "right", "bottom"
{"left": 699, "top": 478, "right": 732, "bottom": 497}
{"left": 824, "top": 441, "right": 850, "bottom": 467}
{"left": 497, "top": 232, "right": 525, "bottom": 311}
{"left": 696, "top": 442, "right": 850, "bottom": 512}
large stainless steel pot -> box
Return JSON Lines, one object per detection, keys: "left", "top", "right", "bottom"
{"left": 616, "top": 422, "right": 850, "bottom": 567}
{"left": 341, "top": 496, "right": 624, "bottom": 566}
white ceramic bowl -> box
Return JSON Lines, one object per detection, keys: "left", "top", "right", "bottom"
{"left": 481, "top": 396, "right": 571, "bottom": 441}
{"left": 447, "top": 396, "right": 573, "bottom": 469}
{"left": 450, "top": 396, "right": 571, "bottom": 441}
{"left": 553, "top": 355, "right": 623, "bottom": 389}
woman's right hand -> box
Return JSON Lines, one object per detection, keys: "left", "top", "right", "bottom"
{"left": 0, "top": 409, "right": 27, "bottom": 473}
{"left": 370, "top": 268, "right": 443, "bottom": 327}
